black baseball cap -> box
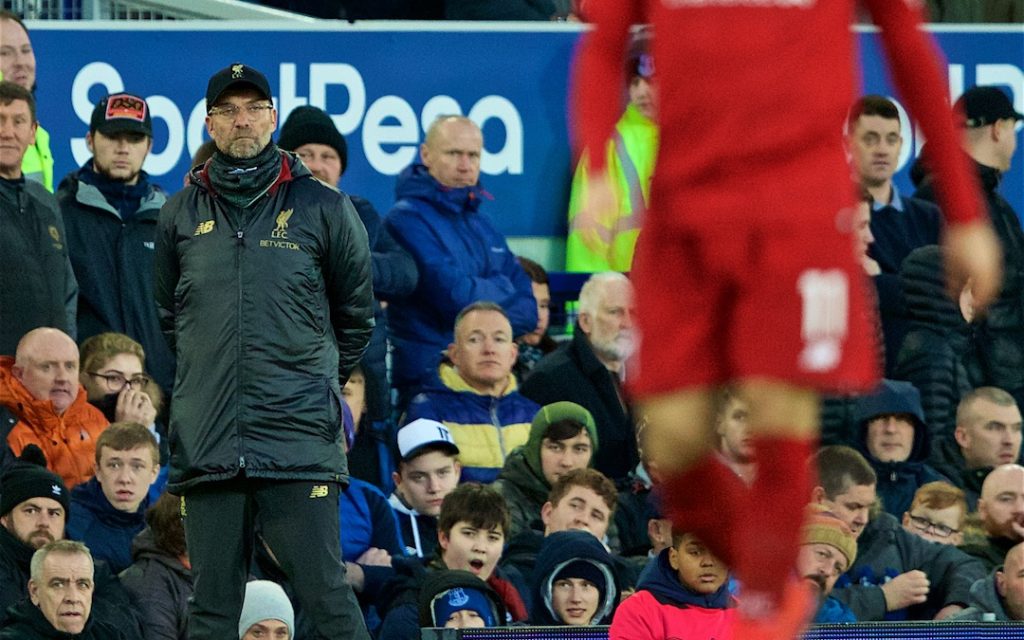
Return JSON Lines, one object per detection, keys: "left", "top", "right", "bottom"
{"left": 955, "top": 86, "right": 1023, "bottom": 128}
{"left": 205, "top": 63, "right": 272, "bottom": 111}
{"left": 90, "top": 93, "right": 152, "bottom": 137}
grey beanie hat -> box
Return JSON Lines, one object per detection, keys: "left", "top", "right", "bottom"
{"left": 238, "top": 581, "right": 294, "bottom": 639}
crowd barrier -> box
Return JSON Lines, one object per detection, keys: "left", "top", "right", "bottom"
{"left": 421, "top": 621, "right": 1024, "bottom": 639}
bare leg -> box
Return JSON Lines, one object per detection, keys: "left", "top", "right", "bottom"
{"left": 732, "top": 378, "right": 820, "bottom": 633}
{"left": 638, "top": 386, "right": 747, "bottom": 568}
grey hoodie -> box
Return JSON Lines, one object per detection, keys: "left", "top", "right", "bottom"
{"left": 948, "top": 567, "right": 1017, "bottom": 621}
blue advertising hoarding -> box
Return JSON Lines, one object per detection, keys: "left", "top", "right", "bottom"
{"left": 25, "top": 22, "right": 1024, "bottom": 265}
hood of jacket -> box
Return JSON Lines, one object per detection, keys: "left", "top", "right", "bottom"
{"left": 127, "top": 527, "right": 191, "bottom": 579}
{"left": 496, "top": 448, "right": 550, "bottom": 509}
{"left": 58, "top": 161, "right": 165, "bottom": 221}
{"left": 393, "top": 163, "right": 488, "bottom": 218}
{"left": 855, "top": 379, "right": 932, "bottom": 467}
{"left": 70, "top": 478, "right": 148, "bottom": 530}
{"left": 899, "top": 245, "right": 970, "bottom": 339}
{"left": 532, "top": 530, "right": 618, "bottom": 625}
{"left": 637, "top": 547, "right": 733, "bottom": 610}
{"left": 417, "top": 568, "right": 507, "bottom": 627}
{"left": 966, "top": 566, "right": 1013, "bottom": 621}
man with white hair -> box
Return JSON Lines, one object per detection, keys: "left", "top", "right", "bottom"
{"left": 0, "top": 540, "right": 130, "bottom": 639}
{"left": 521, "top": 272, "right": 638, "bottom": 481}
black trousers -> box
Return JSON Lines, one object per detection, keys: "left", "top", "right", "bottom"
{"left": 182, "top": 477, "right": 369, "bottom": 640}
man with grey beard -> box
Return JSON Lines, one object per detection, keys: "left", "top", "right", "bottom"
{"left": 154, "top": 62, "right": 373, "bottom": 640}
{"left": 521, "top": 272, "right": 638, "bottom": 481}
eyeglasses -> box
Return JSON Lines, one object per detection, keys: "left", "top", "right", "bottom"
{"left": 88, "top": 371, "right": 151, "bottom": 390}
{"left": 208, "top": 103, "right": 274, "bottom": 119}
{"left": 907, "top": 514, "right": 959, "bottom": 538}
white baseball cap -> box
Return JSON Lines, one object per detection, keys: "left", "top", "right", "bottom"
{"left": 397, "top": 418, "right": 460, "bottom": 461}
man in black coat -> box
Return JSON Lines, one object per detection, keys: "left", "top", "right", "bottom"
{"left": 0, "top": 540, "right": 130, "bottom": 640}
{"left": 913, "top": 86, "right": 1024, "bottom": 401}
{"left": 154, "top": 63, "right": 373, "bottom": 640}
{"left": 520, "top": 272, "right": 638, "bottom": 482}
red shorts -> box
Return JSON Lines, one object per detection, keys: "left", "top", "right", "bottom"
{"left": 628, "top": 205, "right": 881, "bottom": 399}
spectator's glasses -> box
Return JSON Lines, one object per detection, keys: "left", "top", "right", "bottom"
{"left": 88, "top": 371, "right": 151, "bottom": 391}
{"left": 907, "top": 514, "right": 959, "bottom": 538}
{"left": 208, "top": 103, "right": 274, "bottom": 119}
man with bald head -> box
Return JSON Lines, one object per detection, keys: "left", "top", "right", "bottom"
{"left": 950, "top": 541, "right": 1024, "bottom": 622}
{"left": 385, "top": 115, "right": 536, "bottom": 405}
{"left": 1, "top": 328, "right": 108, "bottom": 487}
{"left": 961, "top": 464, "right": 1024, "bottom": 572}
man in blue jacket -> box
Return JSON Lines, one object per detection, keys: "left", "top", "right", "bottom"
{"left": 67, "top": 422, "right": 159, "bottom": 574}
{"left": 385, "top": 115, "right": 536, "bottom": 404}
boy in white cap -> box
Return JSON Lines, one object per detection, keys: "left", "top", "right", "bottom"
{"left": 389, "top": 418, "right": 461, "bottom": 558}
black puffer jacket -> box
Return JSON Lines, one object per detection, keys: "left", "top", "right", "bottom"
{"left": 118, "top": 528, "right": 191, "bottom": 640}
{"left": 914, "top": 159, "right": 1024, "bottom": 395}
{"left": 154, "top": 150, "right": 374, "bottom": 492}
{"left": 0, "top": 176, "right": 77, "bottom": 356}
{"left": 892, "top": 245, "right": 984, "bottom": 441}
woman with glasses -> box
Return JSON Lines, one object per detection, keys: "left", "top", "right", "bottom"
{"left": 80, "top": 332, "right": 168, "bottom": 499}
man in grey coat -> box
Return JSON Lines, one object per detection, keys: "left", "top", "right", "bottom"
{"left": 949, "top": 541, "right": 1024, "bottom": 621}
{"left": 811, "top": 445, "right": 985, "bottom": 621}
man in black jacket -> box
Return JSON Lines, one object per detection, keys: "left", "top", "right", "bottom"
{"left": 914, "top": 86, "right": 1024, "bottom": 401}
{"left": 0, "top": 540, "right": 131, "bottom": 640}
{"left": 58, "top": 93, "right": 175, "bottom": 395}
{"left": 0, "top": 81, "right": 77, "bottom": 356}
{"left": 154, "top": 63, "right": 374, "bottom": 640}
{"left": 0, "top": 448, "right": 142, "bottom": 637}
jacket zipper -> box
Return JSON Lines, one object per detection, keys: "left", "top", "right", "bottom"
{"left": 491, "top": 398, "right": 507, "bottom": 463}
{"left": 236, "top": 225, "right": 246, "bottom": 470}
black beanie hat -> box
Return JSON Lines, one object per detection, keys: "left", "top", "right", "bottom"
{"left": 553, "top": 559, "right": 608, "bottom": 611}
{"left": 0, "top": 445, "right": 70, "bottom": 517}
{"left": 277, "top": 106, "right": 348, "bottom": 174}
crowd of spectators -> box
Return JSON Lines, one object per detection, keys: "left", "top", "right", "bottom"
{"left": 1, "top": 6, "right": 1023, "bottom": 640}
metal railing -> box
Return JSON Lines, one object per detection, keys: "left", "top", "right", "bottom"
{"left": 1, "top": 0, "right": 312, "bottom": 20}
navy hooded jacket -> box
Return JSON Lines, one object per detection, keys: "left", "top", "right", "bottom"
{"left": 854, "top": 379, "right": 948, "bottom": 518}
{"left": 530, "top": 530, "right": 619, "bottom": 625}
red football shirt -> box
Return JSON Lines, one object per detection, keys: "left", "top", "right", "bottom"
{"left": 573, "top": 0, "right": 984, "bottom": 227}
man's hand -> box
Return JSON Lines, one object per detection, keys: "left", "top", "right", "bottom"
{"left": 356, "top": 547, "right": 392, "bottom": 567}
{"left": 115, "top": 388, "right": 157, "bottom": 426}
{"left": 574, "top": 169, "right": 617, "bottom": 254}
{"left": 944, "top": 220, "right": 1002, "bottom": 312}
{"left": 934, "top": 604, "right": 964, "bottom": 620}
{"left": 1011, "top": 518, "right": 1024, "bottom": 541}
{"left": 881, "top": 570, "right": 930, "bottom": 611}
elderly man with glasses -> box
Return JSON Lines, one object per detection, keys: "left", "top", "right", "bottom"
{"left": 154, "top": 63, "right": 373, "bottom": 640}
